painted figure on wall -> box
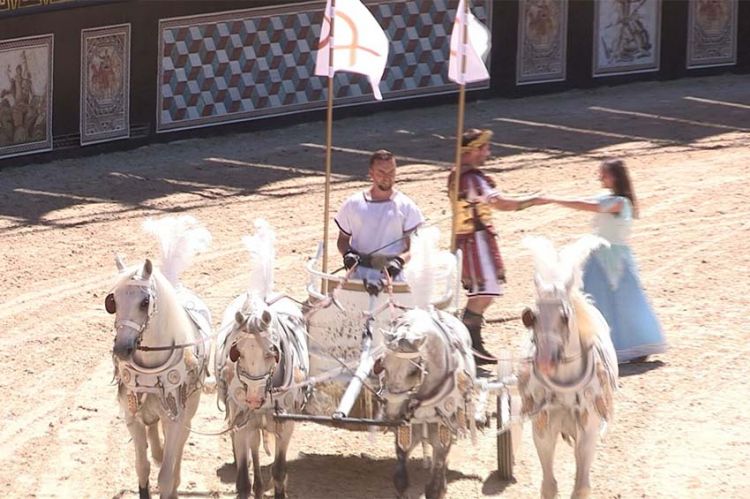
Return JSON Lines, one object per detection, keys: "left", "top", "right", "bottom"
{"left": 89, "top": 46, "right": 121, "bottom": 100}
{"left": 525, "top": 0, "right": 559, "bottom": 47}
{"left": 603, "top": 0, "right": 652, "bottom": 63}
{"left": 697, "top": 0, "right": 730, "bottom": 26}
{"left": 0, "top": 50, "right": 42, "bottom": 144}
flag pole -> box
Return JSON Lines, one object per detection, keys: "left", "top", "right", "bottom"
{"left": 450, "top": 0, "right": 470, "bottom": 253}
{"left": 321, "top": 0, "right": 336, "bottom": 294}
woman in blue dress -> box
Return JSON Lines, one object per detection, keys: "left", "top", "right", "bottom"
{"left": 539, "top": 159, "right": 667, "bottom": 363}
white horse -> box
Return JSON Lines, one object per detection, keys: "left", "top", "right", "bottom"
{"left": 106, "top": 216, "right": 212, "bottom": 499}
{"left": 519, "top": 235, "right": 618, "bottom": 499}
{"left": 215, "top": 220, "right": 309, "bottom": 499}
{"left": 376, "top": 228, "right": 477, "bottom": 499}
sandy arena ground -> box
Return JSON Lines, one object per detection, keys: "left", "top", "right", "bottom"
{"left": 1, "top": 74, "right": 749, "bottom": 498}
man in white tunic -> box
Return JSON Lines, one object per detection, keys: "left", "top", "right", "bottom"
{"left": 335, "top": 149, "right": 424, "bottom": 285}
{"left": 448, "top": 129, "right": 543, "bottom": 364}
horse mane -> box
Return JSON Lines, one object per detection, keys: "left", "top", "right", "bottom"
{"left": 243, "top": 219, "right": 275, "bottom": 302}
{"left": 569, "top": 289, "right": 609, "bottom": 347}
{"left": 404, "top": 227, "right": 440, "bottom": 310}
{"left": 142, "top": 215, "right": 211, "bottom": 286}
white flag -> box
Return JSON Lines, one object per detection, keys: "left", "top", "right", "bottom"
{"left": 314, "top": 0, "right": 390, "bottom": 100}
{"left": 448, "top": 0, "right": 491, "bottom": 85}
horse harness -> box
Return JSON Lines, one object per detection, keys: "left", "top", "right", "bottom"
{"left": 519, "top": 296, "right": 616, "bottom": 432}
{"left": 114, "top": 278, "right": 210, "bottom": 421}
{"left": 225, "top": 312, "right": 310, "bottom": 416}
{"left": 380, "top": 310, "right": 476, "bottom": 447}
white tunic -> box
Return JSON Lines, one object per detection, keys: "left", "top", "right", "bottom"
{"left": 334, "top": 190, "right": 424, "bottom": 256}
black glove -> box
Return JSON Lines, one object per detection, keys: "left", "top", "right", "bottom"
{"left": 385, "top": 256, "right": 405, "bottom": 278}
{"left": 343, "top": 250, "right": 360, "bottom": 270}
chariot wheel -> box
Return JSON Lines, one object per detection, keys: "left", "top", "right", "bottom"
{"left": 496, "top": 389, "right": 515, "bottom": 480}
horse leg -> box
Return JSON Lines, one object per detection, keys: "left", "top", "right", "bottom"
{"left": 271, "top": 422, "right": 294, "bottom": 499}
{"left": 393, "top": 429, "right": 416, "bottom": 499}
{"left": 171, "top": 394, "right": 201, "bottom": 493}
{"left": 232, "top": 426, "right": 251, "bottom": 499}
{"left": 422, "top": 439, "right": 433, "bottom": 470}
{"left": 572, "top": 416, "right": 599, "bottom": 499}
{"left": 157, "top": 419, "right": 189, "bottom": 499}
{"left": 533, "top": 419, "right": 559, "bottom": 499}
{"left": 425, "top": 424, "right": 452, "bottom": 499}
{"left": 249, "top": 428, "right": 264, "bottom": 499}
{"left": 126, "top": 417, "right": 151, "bottom": 499}
{"left": 148, "top": 421, "right": 163, "bottom": 464}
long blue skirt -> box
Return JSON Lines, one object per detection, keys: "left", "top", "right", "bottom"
{"left": 583, "top": 247, "right": 667, "bottom": 363}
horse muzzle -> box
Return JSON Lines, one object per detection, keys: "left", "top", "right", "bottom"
{"left": 113, "top": 330, "right": 139, "bottom": 360}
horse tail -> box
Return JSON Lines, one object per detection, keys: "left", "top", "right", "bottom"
{"left": 242, "top": 218, "right": 276, "bottom": 301}
{"left": 142, "top": 215, "right": 212, "bottom": 286}
{"left": 405, "top": 226, "right": 439, "bottom": 310}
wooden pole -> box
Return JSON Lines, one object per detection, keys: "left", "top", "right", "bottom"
{"left": 321, "top": 0, "right": 336, "bottom": 294}
{"left": 450, "top": 0, "right": 470, "bottom": 252}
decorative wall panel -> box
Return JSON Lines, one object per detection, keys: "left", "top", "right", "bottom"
{"left": 593, "top": 0, "right": 661, "bottom": 77}
{"left": 687, "top": 0, "right": 737, "bottom": 68}
{"left": 157, "top": 0, "right": 492, "bottom": 133}
{"left": 80, "top": 24, "right": 130, "bottom": 145}
{"left": 0, "top": 34, "right": 53, "bottom": 159}
{"left": 516, "top": 0, "right": 568, "bottom": 85}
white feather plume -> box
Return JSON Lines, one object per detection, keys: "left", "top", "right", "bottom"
{"left": 243, "top": 219, "right": 276, "bottom": 300}
{"left": 142, "top": 215, "right": 212, "bottom": 286}
{"left": 404, "top": 227, "right": 440, "bottom": 310}
{"left": 523, "top": 235, "right": 608, "bottom": 290}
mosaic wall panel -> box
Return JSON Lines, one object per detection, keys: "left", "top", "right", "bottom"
{"left": 80, "top": 24, "right": 130, "bottom": 145}
{"left": 593, "top": 0, "right": 661, "bottom": 77}
{"left": 687, "top": 0, "right": 737, "bottom": 69}
{"left": 157, "top": 0, "right": 492, "bottom": 133}
{"left": 516, "top": 0, "right": 568, "bottom": 85}
{"left": 0, "top": 34, "right": 53, "bottom": 159}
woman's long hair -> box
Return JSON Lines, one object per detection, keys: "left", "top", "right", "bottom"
{"left": 602, "top": 159, "right": 639, "bottom": 218}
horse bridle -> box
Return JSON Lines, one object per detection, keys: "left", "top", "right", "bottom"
{"left": 379, "top": 315, "right": 456, "bottom": 420}
{"left": 230, "top": 317, "right": 281, "bottom": 400}
{"left": 110, "top": 277, "right": 158, "bottom": 347}
{"left": 531, "top": 296, "right": 590, "bottom": 365}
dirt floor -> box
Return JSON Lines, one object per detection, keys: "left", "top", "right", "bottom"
{"left": 1, "top": 73, "right": 749, "bottom": 498}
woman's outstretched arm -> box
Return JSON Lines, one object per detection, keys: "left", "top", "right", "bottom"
{"left": 538, "top": 196, "right": 623, "bottom": 214}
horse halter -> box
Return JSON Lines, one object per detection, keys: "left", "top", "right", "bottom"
{"left": 229, "top": 317, "right": 280, "bottom": 402}
{"left": 107, "top": 277, "right": 157, "bottom": 342}
{"left": 528, "top": 293, "right": 590, "bottom": 365}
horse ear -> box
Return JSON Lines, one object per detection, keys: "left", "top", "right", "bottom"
{"left": 229, "top": 343, "right": 240, "bottom": 362}
{"left": 522, "top": 308, "right": 536, "bottom": 328}
{"left": 105, "top": 293, "right": 116, "bottom": 314}
{"left": 235, "top": 311, "right": 245, "bottom": 325}
{"left": 412, "top": 335, "right": 426, "bottom": 350}
{"left": 143, "top": 259, "right": 153, "bottom": 279}
{"left": 115, "top": 254, "right": 126, "bottom": 272}
{"left": 260, "top": 309, "right": 272, "bottom": 329}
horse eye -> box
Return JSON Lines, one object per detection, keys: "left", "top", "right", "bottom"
{"left": 140, "top": 297, "right": 150, "bottom": 310}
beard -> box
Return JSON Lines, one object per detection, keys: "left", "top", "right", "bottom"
{"left": 376, "top": 181, "right": 394, "bottom": 191}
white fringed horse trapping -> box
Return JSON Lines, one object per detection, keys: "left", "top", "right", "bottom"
{"left": 518, "top": 235, "right": 618, "bottom": 499}
{"left": 106, "top": 215, "right": 212, "bottom": 499}
{"left": 376, "top": 227, "right": 477, "bottom": 499}
{"left": 215, "top": 219, "right": 309, "bottom": 499}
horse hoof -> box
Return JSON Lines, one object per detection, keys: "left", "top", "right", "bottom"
{"left": 138, "top": 485, "right": 150, "bottom": 499}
